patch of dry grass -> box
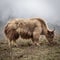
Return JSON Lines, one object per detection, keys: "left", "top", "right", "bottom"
{"left": 0, "top": 36, "right": 60, "bottom": 60}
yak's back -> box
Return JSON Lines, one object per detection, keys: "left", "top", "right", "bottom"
{"left": 30, "top": 18, "right": 47, "bottom": 28}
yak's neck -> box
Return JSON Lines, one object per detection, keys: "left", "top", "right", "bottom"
{"left": 40, "top": 30, "right": 47, "bottom": 35}
{"left": 41, "top": 26, "right": 48, "bottom": 35}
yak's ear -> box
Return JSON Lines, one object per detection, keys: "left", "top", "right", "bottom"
{"left": 47, "top": 30, "right": 50, "bottom": 34}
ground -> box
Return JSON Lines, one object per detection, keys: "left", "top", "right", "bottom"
{"left": 0, "top": 36, "right": 60, "bottom": 60}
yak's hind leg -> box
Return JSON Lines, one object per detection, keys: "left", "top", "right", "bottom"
{"left": 8, "top": 40, "right": 18, "bottom": 48}
{"left": 10, "top": 30, "right": 19, "bottom": 47}
{"left": 12, "top": 40, "right": 18, "bottom": 47}
{"left": 7, "top": 39, "right": 12, "bottom": 48}
{"left": 32, "top": 30, "right": 40, "bottom": 46}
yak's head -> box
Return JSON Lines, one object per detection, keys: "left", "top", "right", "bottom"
{"left": 46, "top": 28, "right": 55, "bottom": 44}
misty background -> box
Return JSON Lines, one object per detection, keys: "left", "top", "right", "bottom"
{"left": 0, "top": 0, "right": 60, "bottom": 39}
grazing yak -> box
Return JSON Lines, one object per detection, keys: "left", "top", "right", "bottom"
{"left": 4, "top": 18, "right": 55, "bottom": 47}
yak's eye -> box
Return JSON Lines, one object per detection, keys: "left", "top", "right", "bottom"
{"left": 50, "top": 32, "right": 54, "bottom": 35}
{"left": 50, "top": 34, "right": 54, "bottom": 38}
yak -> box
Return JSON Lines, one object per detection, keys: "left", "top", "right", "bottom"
{"left": 4, "top": 18, "right": 55, "bottom": 47}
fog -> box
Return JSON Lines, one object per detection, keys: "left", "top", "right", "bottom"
{"left": 0, "top": 0, "right": 60, "bottom": 24}
{"left": 0, "top": 0, "right": 60, "bottom": 39}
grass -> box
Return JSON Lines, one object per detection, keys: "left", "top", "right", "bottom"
{"left": 0, "top": 36, "right": 60, "bottom": 60}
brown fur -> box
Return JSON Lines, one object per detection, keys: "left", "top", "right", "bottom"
{"left": 4, "top": 18, "right": 55, "bottom": 47}
{"left": 4, "top": 25, "right": 19, "bottom": 41}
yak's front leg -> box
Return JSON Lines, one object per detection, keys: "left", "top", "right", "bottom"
{"left": 32, "top": 31, "right": 40, "bottom": 46}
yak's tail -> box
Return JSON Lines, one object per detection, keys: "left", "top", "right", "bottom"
{"left": 4, "top": 24, "right": 8, "bottom": 35}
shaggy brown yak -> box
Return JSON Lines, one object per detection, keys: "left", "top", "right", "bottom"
{"left": 4, "top": 18, "right": 55, "bottom": 47}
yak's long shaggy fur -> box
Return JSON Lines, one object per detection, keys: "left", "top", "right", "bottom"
{"left": 4, "top": 18, "right": 55, "bottom": 47}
